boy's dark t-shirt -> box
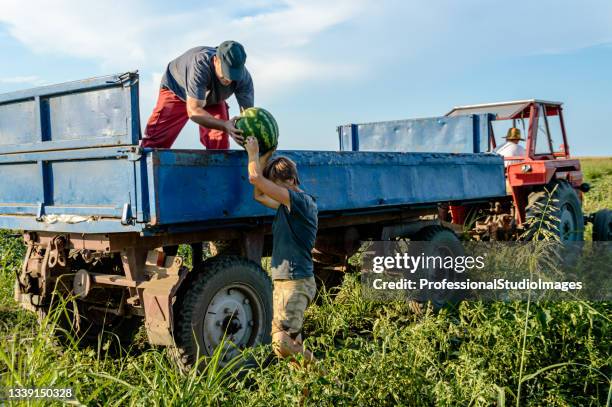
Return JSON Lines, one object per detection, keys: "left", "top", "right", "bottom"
{"left": 270, "top": 190, "right": 318, "bottom": 280}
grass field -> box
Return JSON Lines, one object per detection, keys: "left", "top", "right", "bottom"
{"left": 0, "top": 158, "right": 610, "bottom": 406}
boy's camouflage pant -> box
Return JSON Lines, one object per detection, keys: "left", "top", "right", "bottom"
{"left": 271, "top": 277, "right": 317, "bottom": 336}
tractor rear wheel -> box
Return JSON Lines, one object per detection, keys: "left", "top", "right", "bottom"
{"left": 592, "top": 209, "right": 612, "bottom": 241}
{"left": 525, "top": 181, "right": 584, "bottom": 241}
{"left": 172, "top": 255, "right": 272, "bottom": 371}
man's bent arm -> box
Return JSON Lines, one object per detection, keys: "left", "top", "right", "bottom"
{"left": 186, "top": 96, "right": 227, "bottom": 130}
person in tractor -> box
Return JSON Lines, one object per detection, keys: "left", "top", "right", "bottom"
{"left": 496, "top": 127, "right": 526, "bottom": 166}
{"left": 141, "top": 41, "right": 253, "bottom": 149}
{"left": 244, "top": 137, "right": 319, "bottom": 364}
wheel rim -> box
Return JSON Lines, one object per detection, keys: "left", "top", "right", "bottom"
{"left": 201, "top": 283, "right": 263, "bottom": 360}
{"left": 559, "top": 204, "right": 578, "bottom": 241}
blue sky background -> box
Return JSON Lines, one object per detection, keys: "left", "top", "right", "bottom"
{"left": 1, "top": 0, "right": 611, "bottom": 155}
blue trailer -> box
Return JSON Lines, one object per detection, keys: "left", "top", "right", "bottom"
{"left": 0, "top": 72, "right": 505, "bottom": 367}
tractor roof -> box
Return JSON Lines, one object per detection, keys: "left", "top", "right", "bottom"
{"left": 446, "top": 99, "right": 563, "bottom": 119}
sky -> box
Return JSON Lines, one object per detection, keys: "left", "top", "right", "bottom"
{"left": 0, "top": 0, "right": 611, "bottom": 156}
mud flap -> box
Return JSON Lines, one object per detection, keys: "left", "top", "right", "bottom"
{"left": 140, "top": 250, "right": 188, "bottom": 346}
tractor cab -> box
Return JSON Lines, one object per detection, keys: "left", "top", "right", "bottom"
{"left": 446, "top": 99, "right": 570, "bottom": 163}
{"left": 449, "top": 100, "right": 588, "bottom": 230}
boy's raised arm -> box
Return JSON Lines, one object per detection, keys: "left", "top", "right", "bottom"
{"left": 246, "top": 138, "right": 288, "bottom": 209}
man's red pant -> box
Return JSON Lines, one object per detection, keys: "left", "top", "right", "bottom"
{"left": 141, "top": 88, "right": 229, "bottom": 149}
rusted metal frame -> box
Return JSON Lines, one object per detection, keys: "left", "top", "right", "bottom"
{"left": 32, "top": 233, "right": 112, "bottom": 252}
{"left": 112, "top": 228, "right": 246, "bottom": 251}
{"left": 89, "top": 272, "right": 138, "bottom": 288}
{"left": 509, "top": 103, "right": 539, "bottom": 225}
{"left": 242, "top": 229, "right": 264, "bottom": 263}
{"left": 541, "top": 107, "right": 555, "bottom": 155}
{"left": 120, "top": 247, "right": 148, "bottom": 301}
{"left": 29, "top": 207, "right": 440, "bottom": 268}
{"left": 139, "top": 252, "right": 187, "bottom": 346}
{"left": 525, "top": 103, "right": 538, "bottom": 160}
{"left": 558, "top": 107, "right": 570, "bottom": 157}
{"left": 318, "top": 207, "right": 436, "bottom": 229}
{"left": 530, "top": 103, "right": 560, "bottom": 161}
{"left": 18, "top": 243, "right": 34, "bottom": 288}
{"left": 73, "top": 250, "right": 187, "bottom": 345}
{"left": 29, "top": 228, "right": 244, "bottom": 253}
{"left": 29, "top": 207, "right": 437, "bottom": 253}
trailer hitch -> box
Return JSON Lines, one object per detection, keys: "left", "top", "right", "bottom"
{"left": 48, "top": 235, "right": 67, "bottom": 268}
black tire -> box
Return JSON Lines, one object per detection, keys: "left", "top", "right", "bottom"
{"left": 592, "top": 209, "right": 612, "bottom": 241}
{"left": 409, "top": 225, "right": 466, "bottom": 314}
{"left": 525, "top": 181, "right": 584, "bottom": 241}
{"left": 172, "top": 255, "right": 272, "bottom": 371}
{"left": 415, "top": 225, "right": 462, "bottom": 245}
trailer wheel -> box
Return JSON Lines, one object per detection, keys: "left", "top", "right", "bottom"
{"left": 172, "top": 255, "right": 272, "bottom": 371}
{"left": 592, "top": 209, "right": 612, "bottom": 241}
{"left": 409, "top": 225, "right": 466, "bottom": 315}
{"left": 525, "top": 181, "right": 584, "bottom": 241}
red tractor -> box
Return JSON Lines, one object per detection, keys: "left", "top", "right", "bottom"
{"left": 445, "top": 99, "right": 611, "bottom": 241}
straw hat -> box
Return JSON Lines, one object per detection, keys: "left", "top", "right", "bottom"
{"left": 504, "top": 127, "right": 524, "bottom": 141}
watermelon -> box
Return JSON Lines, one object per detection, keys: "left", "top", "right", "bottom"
{"left": 236, "top": 107, "right": 279, "bottom": 154}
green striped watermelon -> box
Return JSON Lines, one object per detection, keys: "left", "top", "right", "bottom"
{"left": 236, "top": 107, "right": 279, "bottom": 154}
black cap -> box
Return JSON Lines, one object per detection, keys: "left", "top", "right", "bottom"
{"left": 217, "top": 40, "right": 247, "bottom": 81}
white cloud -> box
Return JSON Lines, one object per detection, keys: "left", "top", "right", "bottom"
{"left": 3, "top": 1, "right": 610, "bottom": 99}
{"left": 0, "top": 75, "right": 47, "bottom": 85}
{"left": 231, "top": 1, "right": 361, "bottom": 47}
{"left": 0, "top": 1, "right": 148, "bottom": 68}
{"left": 0, "top": 0, "right": 366, "bottom": 99}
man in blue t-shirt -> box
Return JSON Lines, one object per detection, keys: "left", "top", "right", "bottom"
{"left": 141, "top": 41, "right": 254, "bottom": 150}
{"left": 244, "top": 137, "right": 318, "bottom": 362}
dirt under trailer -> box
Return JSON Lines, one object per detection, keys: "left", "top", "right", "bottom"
{"left": 5, "top": 71, "right": 584, "bottom": 368}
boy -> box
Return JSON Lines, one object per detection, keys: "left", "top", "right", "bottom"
{"left": 244, "top": 137, "right": 318, "bottom": 362}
